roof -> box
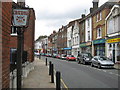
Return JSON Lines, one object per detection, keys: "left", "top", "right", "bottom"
{"left": 91, "top": 2, "right": 117, "bottom": 16}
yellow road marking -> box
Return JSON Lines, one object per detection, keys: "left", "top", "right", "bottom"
{"left": 61, "top": 78, "right": 69, "bottom": 90}
{"left": 54, "top": 69, "right": 68, "bottom": 90}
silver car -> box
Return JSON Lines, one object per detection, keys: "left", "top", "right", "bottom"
{"left": 91, "top": 56, "right": 114, "bottom": 69}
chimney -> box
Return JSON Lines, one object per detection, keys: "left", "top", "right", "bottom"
{"left": 17, "top": 0, "right": 25, "bottom": 7}
{"left": 90, "top": 8, "right": 93, "bottom": 13}
{"left": 92, "top": 0, "right": 99, "bottom": 10}
{"left": 81, "top": 14, "right": 85, "bottom": 18}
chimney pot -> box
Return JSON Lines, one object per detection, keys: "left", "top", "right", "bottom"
{"left": 17, "top": 0, "right": 25, "bottom": 7}
{"left": 81, "top": 14, "right": 85, "bottom": 18}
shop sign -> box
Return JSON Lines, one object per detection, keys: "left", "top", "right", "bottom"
{"left": 63, "top": 47, "right": 72, "bottom": 50}
{"left": 107, "top": 38, "right": 120, "bottom": 43}
{"left": 13, "top": 9, "right": 29, "bottom": 27}
{"left": 80, "top": 42, "right": 92, "bottom": 47}
{"left": 93, "top": 39, "right": 105, "bottom": 44}
{"left": 80, "top": 43, "right": 86, "bottom": 47}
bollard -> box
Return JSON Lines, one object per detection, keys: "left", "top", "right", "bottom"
{"left": 49, "top": 61, "right": 52, "bottom": 75}
{"left": 46, "top": 58, "right": 47, "bottom": 66}
{"left": 56, "top": 71, "right": 61, "bottom": 90}
{"left": 51, "top": 64, "right": 54, "bottom": 83}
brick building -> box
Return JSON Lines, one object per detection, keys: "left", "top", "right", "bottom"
{"left": 57, "top": 26, "right": 67, "bottom": 54}
{"left": 92, "top": 1, "right": 117, "bottom": 56}
{"left": 0, "top": 1, "right": 12, "bottom": 89}
{"left": 10, "top": 1, "right": 35, "bottom": 63}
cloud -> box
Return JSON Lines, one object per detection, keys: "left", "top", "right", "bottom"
{"left": 24, "top": 0, "right": 109, "bottom": 40}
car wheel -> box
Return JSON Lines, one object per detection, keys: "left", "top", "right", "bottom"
{"left": 77, "top": 60, "right": 80, "bottom": 64}
{"left": 91, "top": 63, "right": 94, "bottom": 67}
{"left": 98, "top": 64, "right": 101, "bottom": 69}
{"left": 83, "top": 60, "right": 86, "bottom": 65}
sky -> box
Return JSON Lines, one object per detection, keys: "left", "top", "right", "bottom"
{"left": 13, "top": 0, "right": 110, "bottom": 40}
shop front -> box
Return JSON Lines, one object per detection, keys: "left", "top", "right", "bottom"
{"left": 63, "top": 47, "right": 72, "bottom": 55}
{"left": 80, "top": 42, "right": 92, "bottom": 54}
{"left": 72, "top": 45, "right": 79, "bottom": 58}
{"left": 93, "top": 39, "right": 106, "bottom": 56}
{"left": 106, "top": 37, "right": 120, "bottom": 63}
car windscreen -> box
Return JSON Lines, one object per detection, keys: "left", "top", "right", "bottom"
{"left": 99, "top": 57, "right": 109, "bottom": 61}
{"left": 83, "top": 54, "right": 92, "bottom": 58}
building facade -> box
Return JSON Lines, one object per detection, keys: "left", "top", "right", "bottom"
{"left": 66, "top": 22, "right": 74, "bottom": 55}
{"left": 79, "top": 15, "right": 86, "bottom": 53}
{"left": 0, "top": 1, "right": 12, "bottom": 89}
{"left": 85, "top": 14, "right": 92, "bottom": 54}
{"left": 92, "top": 2, "right": 116, "bottom": 56}
{"left": 10, "top": 1, "right": 35, "bottom": 62}
{"left": 72, "top": 20, "right": 80, "bottom": 57}
{"left": 57, "top": 26, "right": 67, "bottom": 54}
{"left": 106, "top": 4, "right": 120, "bottom": 63}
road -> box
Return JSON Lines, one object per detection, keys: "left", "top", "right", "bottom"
{"left": 41, "top": 56, "right": 120, "bottom": 89}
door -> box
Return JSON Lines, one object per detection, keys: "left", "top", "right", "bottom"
{"left": 112, "top": 50, "right": 115, "bottom": 63}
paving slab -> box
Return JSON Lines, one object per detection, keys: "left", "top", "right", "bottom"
{"left": 22, "top": 57, "right": 55, "bottom": 88}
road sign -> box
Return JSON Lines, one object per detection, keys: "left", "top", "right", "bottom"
{"left": 13, "top": 9, "right": 29, "bottom": 27}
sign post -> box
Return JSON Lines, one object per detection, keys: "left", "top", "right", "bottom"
{"left": 13, "top": 9, "right": 29, "bottom": 90}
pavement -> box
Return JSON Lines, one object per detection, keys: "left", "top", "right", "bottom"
{"left": 22, "top": 57, "right": 55, "bottom": 88}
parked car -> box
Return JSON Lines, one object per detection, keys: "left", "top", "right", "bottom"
{"left": 56, "top": 54, "right": 61, "bottom": 59}
{"left": 77, "top": 53, "right": 92, "bottom": 64}
{"left": 52, "top": 53, "right": 57, "bottom": 58}
{"left": 66, "top": 55, "right": 76, "bottom": 61}
{"left": 46, "top": 53, "right": 49, "bottom": 57}
{"left": 61, "top": 54, "right": 67, "bottom": 60}
{"left": 91, "top": 56, "right": 114, "bottom": 69}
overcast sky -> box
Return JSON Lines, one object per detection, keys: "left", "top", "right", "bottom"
{"left": 14, "top": 0, "right": 110, "bottom": 40}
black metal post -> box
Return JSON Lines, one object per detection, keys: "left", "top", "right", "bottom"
{"left": 56, "top": 71, "right": 61, "bottom": 90}
{"left": 17, "top": 27, "right": 24, "bottom": 90}
{"left": 49, "top": 61, "right": 52, "bottom": 75}
{"left": 51, "top": 64, "right": 54, "bottom": 83}
{"left": 46, "top": 58, "right": 47, "bottom": 66}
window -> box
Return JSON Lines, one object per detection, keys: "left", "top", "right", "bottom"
{"left": 100, "top": 12, "right": 102, "bottom": 20}
{"left": 11, "top": 26, "right": 17, "bottom": 35}
{"left": 87, "top": 19, "right": 90, "bottom": 27}
{"left": 96, "top": 14, "right": 99, "bottom": 22}
{"left": 97, "top": 27, "right": 102, "bottom": 38}
{"left": 88, "top": 31, "right": 90, "bottom": 41}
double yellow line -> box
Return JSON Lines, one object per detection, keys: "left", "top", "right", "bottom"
{"left": 54, "top": 69, "right": 69, "bottom": 90}
{"left": 61, "top": 78, "right": 69, "bottom": 90}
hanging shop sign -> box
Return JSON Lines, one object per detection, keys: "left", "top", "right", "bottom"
{"left": 107, "top": 38, "right": 120, "bottom": 44}
{"left": 13, "top": 9, "right": 30, "bottom": 27}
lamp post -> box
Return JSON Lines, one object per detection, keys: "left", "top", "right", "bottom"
{"left": 13, "top": 9, "right": 30, "bottom": 89}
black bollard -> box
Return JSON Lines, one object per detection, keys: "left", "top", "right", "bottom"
{"left": 51, "top": 64, "right": 54, "bottom": 83}
{"left": 56, "top": 71, "right": 61, "bottom": 90}
{"left": 46, "top": 58, "right": 47, "bottom": 66}
{"left": 49, "top": 61, "right": 52, "bottom": 75}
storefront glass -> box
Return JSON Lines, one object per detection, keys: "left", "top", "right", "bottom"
{"left": 95, "top": 44, "right": 105, "bottom": 56}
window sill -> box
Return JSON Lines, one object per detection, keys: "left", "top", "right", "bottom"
{"left": 97, "top": 37, "right": 102, "bottom": 39}
{"left": 11, "top": 34, "right": 17, "bottom": 36}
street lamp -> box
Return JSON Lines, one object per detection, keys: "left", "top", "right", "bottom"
{"left": 13, "top": 9, "right": 30, "bottom": 89}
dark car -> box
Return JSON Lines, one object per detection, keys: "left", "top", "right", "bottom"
{"left": 77, "top": 53, "right": 92, "bottom": 64}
